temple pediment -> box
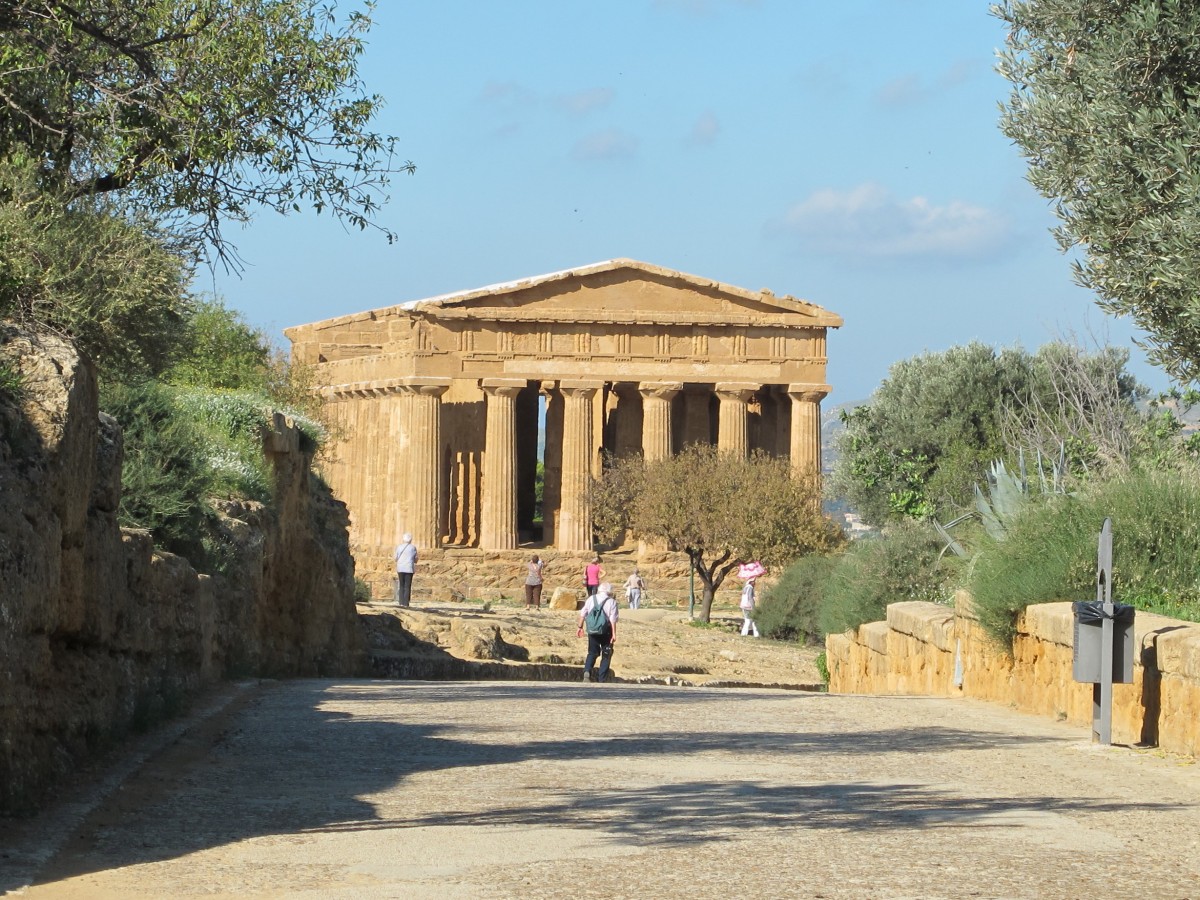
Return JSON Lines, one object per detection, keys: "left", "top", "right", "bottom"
{"left": 389, "top": 259, "right": 843, "bottom": 329}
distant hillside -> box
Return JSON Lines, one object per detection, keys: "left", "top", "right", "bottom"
{"left": 821, "top": 397, "right": 868, "bottom": 477}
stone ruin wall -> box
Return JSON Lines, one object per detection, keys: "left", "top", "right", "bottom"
{"left": 825, "top": 593, "right": 1200, "bottom": 758}
{"left": 0, "top": 326, "right": 366, "bottom": 814}
{"left": 352, "top": 545, "right": 747, "bottom": 609}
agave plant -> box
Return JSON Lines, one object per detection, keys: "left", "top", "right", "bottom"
{"left": 935, "top": 444, "right": 1070, "bottom": 557}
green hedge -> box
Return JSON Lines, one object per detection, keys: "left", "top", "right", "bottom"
{"left": 967, "top": 469, "right": 1200, "bottom": 646}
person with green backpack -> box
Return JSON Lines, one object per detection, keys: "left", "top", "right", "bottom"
{"left": 577, "top": 582, "right": 619, "bottom": 682}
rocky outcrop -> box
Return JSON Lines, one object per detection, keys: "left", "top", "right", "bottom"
{"left": 0, "top": 325, "right": 364, "bottom": 814}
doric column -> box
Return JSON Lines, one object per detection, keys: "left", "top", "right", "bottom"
{"left": 788, "top": 384, "right": 830, "bottom": 479}
{"left": 347, "top": 389, "right": 370, "bottom": 540}
{"left": 558, "top": 382, "right": 600, "bottom": 551}
{"left": 639, "top": 382, "right": 682, "bottom": 462}
{"left": 479, "top": 379, "right": 525, "bottom": 550}
{"left": 716, "top": 382, "right": 757, "bottom": 457}
{"left": 398, "top": 379, "right": 450, "bottom": 551}
{"left": 379, "top": 387, "right": 407, "bottom": 547}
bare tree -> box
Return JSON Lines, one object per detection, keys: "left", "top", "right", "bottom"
{"left": 591, "top": 445, "right": 845, "bottom": 622}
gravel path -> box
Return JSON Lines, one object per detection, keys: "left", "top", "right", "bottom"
{"left": 5, "top": 680, "right": 1200, "bottom": 899}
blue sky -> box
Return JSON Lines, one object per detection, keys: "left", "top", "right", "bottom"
{"left": 208, "top": 0, "right": 1172, "bottom": 404}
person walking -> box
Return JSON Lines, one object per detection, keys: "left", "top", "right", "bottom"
{"left": 577, "top": 582, "right": 619, "bottom": 682}
{"left": 393, "top": 533, "right": 418, "bottom": 607}
{"left": 737, "top": 561, "right": 764, "bottom": 637}
{"left": 524, "top": 554, "right": 545, "bottom": 609}
{"left": 623, "top": 568, "right": 645, "bottom": 610}
{"left": 583, "top": 554, "right": 604, "bottom": 597}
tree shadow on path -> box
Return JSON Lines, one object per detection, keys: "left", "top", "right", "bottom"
{"left": 16, "top": 680, "right": 1186, "bottom": 889}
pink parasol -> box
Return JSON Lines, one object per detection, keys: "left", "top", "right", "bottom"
{"left": 737, "top": 561, "right": 765, "bottom": 581}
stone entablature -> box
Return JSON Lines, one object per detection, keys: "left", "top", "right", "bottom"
{"left": 286, "top": 259, "right": 842, "bottom": 566}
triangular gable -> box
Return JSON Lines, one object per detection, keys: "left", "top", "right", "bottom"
{"left": 380, "top": 259, "right": 843, "bottom": 328}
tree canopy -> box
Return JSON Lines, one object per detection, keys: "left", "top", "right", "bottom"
{"left": 591, "top": 445, "right": 845, "bottom": 622}
{"left": 829, "top": 341, "right": 1143, "bottom": 526}
{"left": 0, "top": 157, "right": 190, "bottom": 380}
{"left": 0, "top": 0, "right": 408, "bottom": 262}
{"left": 995, "top": 0, "right": 1200, "bottom": 383}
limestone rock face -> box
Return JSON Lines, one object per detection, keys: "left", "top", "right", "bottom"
{"left": 0, "top": 324, "right": 365, "bottom": 813}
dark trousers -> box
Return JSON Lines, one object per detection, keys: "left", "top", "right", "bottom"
{"left": 584, "top": 628, "right": 614, "bottom": 682}
{"left": 524, "top": 583, "right": 542, "bottom": 607}
{"left": 586, "top": 583, "right": 598, "bottom": 596}
{"left": 395, "top": 572, "right": 413, "bottom": 606}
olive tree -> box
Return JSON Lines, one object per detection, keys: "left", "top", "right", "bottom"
{"left": 591, "top": 445, "right": 846, "bottom": 622}
{"left": 0, "top": 0, "right": 409, "bottom": 262}
{"left": 830, "top": 341, "right": 1144, "bottom": 526}
{"left": 995, "top": 0, "right": 1200, "bottom": 382}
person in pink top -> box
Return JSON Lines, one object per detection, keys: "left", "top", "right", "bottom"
{"left": 583, "top": 554, "right": 604, "bottom": 597}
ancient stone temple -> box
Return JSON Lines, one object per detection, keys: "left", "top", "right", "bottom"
{"left": 285, "top": 259, "right": 841, "bottom": 595}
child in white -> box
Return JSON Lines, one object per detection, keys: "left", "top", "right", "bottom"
{"left": 739, "top": 577, "right": 760, "bottom": 637}
{"left": 623, "top": 569, "right": 645, "bottom": 609}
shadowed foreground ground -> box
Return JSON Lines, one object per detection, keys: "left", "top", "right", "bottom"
{"left": 3, "top": 680, "right": 1199, "bottom": 898}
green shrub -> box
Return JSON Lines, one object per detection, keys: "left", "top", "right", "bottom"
{"left": 819, "top": 520, "right": 956, "bottom": 636}
{"left": 103, "top": 380, "right": 215, "bottom": 559}
{"left": 758, "top": 553, "right": 840, "bottom": 643}
{"left": 967, "top": 469, "right": 1200, "bottom": 646}
{"left": 815, "top": 651, "right": 829, "bottom": 686}
{"left": 103, "top": 380, "right": 318, "bottom": 568}
{"left": 0, "top": 156, "right": 191, "bottom": 382}
{"left": 171, "top": 388, "right": 274, "bottom": 502}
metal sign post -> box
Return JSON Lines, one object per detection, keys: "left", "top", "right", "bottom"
{"left": 1094, "top": 517, "right": 1114, "bottom": 744}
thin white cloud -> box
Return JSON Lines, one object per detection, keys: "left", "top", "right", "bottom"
{"left": 796, "top": 61, "right": 850, "bottom": 97}
{"left": 478, "top": 80, "right": 537, "bottom": 110}
{"left": 938, "top": 58, "right": 979, "bottom": 89}
{"left": 687, "top": 110, "right": 720, "bottom": 146}
{"left": 571, "top": 128, "right": 639, "bottom": 161}
{"left": 873, "top": 59, "right": 984, "bottom": 108}
{"left": 772, "top": 183, "right": 1013, "bottom": 261}
{"left": 653, "top": 0, "right": 759, "bottom": 15}
{"left": 555, "top": 87, "right": 614, "bottom": 116}
{"left": 874, "top": 74, "right": 923, "bottom": 107}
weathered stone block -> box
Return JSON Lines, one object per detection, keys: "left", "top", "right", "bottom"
{"left": 886, "top": 601, "right": 955, "bottom": 652}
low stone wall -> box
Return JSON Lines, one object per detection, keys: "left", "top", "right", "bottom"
{"left": 0, "top": 326, "right": 365, "bottom": 813}
{"left": 826, "top": 593, "right": 1200, "bottom": 757}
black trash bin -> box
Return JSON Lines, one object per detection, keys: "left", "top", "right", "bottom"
{"left": 1071, "top": 600, "right": 1135, "bottom": 684}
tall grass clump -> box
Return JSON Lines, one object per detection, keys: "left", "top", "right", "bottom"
{"left": 757, "top": 553, "right": 840, "bottom": 643}
{"left": 967, "top": 469, "right": 1200, "bottom": 646}
{"left": 818, "top": 519, "right": 956, "bottom": 636}
{"left": 171, "top": 388, "right": 275, "bottom": 502}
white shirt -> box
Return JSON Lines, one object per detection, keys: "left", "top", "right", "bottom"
{"left": 394, "top": 541, "right": 417, "bottom": 573}
{"left": 581, "top": 593, "right": 619, "bottom": 627}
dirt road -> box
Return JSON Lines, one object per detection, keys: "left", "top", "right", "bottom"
{"left": 4, "top": 679, "right": 1199, "bottom": 898}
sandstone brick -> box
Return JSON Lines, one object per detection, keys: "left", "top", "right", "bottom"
{"left": 886, "top": 601, "right": 955, "bottom": 652}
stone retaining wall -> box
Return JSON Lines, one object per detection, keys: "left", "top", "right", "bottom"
{"left": 0, "top": 326, "right": 365, "bottom": 813}
{"left": 825, "top": 592, "right": 1200, "bottom": 757}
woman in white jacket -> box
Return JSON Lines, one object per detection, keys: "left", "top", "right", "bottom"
{"left": 737, "top": 561, "right": 764, "bottom": 637}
